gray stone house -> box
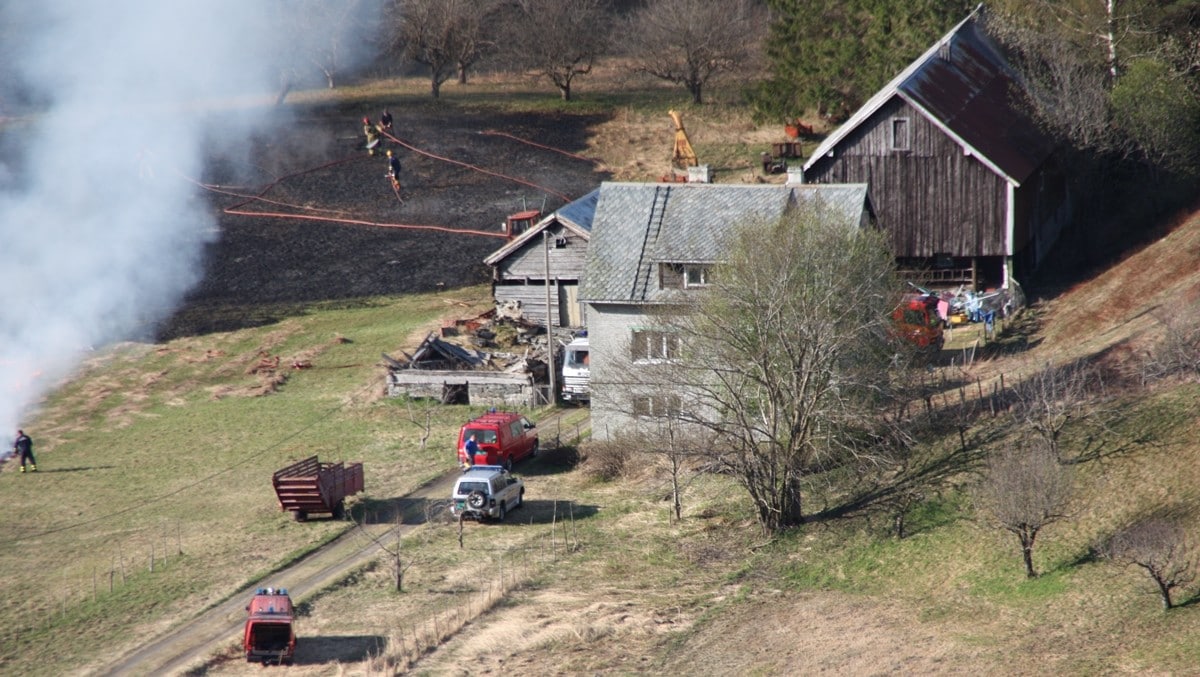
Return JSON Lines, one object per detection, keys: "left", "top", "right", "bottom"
{"left": 579, "top": 182, "right": 872, "bottom": 441}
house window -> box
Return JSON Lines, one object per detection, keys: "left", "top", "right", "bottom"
{"left": 630, "top": 329, "right": 680, "bottom": 362}
{"left": 891, "top": 118, "right": 910, "bottom": 151}
{"left": 660, "top": 263, "right": 684, "bottom": 289}
{"left": 683, "top": 265, "right": 711, "bottom": 288}
{"left": 660, "top": 263, "right": 713, "bottom": 289}
{"left": 632, "top": 394, "right": 681, "bottom": 418}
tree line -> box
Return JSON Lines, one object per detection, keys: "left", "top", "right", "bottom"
{"left": 284, "top": 1, "right": 1198, "bottom": 213}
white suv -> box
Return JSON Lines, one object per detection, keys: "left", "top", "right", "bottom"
{"left": 450, "top": 465, "right": 525, "bottom": 522}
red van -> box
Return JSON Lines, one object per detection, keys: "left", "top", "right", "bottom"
{"left": 243, "top": 587, "right": 296, "bottom": 665}
{"left": 457, "top": 411, "right": 538, "bottom": 469}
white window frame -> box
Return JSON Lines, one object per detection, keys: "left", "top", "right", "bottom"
{"left": 683, "top": 264, "right": 711, "bottom": 288}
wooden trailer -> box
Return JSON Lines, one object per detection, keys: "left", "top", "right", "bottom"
{"left": 271, "top": 456, "right": 363, "bottom": 521}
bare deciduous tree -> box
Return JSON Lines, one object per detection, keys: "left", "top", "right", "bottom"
{"left": 625, "top": 208, "right": 905, "bottom": 534}
{"left": 404, "top": 396, "right": 436, "bottom": 453}
{"left": 1007, "top": 360, "right": 1102, "bottom": 462}
{"left": 620, "top": 0, "right": 766, "bottom": 104}
{"left": 388, "top": 0, "right": 485, "bottom": 98}
{"left": 271, "top": 0, "right": 376, "bottom": 102}
{"left": 1103, "top": 517, "right": 1196, "bottom": 610}
{"left": 990, "top": 17, "right": 1120, "bottom": 153}
{"left": 451, "top": 2, "right": 504, "bottom": 84}
{"left": 975, "top": 441, "right": 1073, "bottom": 578}
{"left": 298, "top": 0, "right": 369, "bottom": 89}
{"left": 500, "top": 0, "right": 613, "bottom": 101}
{"left": 353, "top": 510, "right": 419, "bottom": 592}
{"left": 628, "top": 419, "right": 706, "bottom": 522}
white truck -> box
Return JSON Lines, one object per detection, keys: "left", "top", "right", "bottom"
{"left": 561, "top": 335, "right": 590, "bottom": 405}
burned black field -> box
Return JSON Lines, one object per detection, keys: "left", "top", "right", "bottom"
{"left": 160, "top": 101, "right": 611, "bottom": 339}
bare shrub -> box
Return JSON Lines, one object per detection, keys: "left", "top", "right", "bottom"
{"left": 582, "top": 439, "right": 632, "bottom": 481}
{"left": 974, "top": 441, "right": 1073, "bottom": 578}
{"left": 1102, "top": 517, "right": 1196, "bottom": 610}
{"left": 883, "top": 484, "right": 926, "bottom": 540}
{"left": 1144, "top": 308, "right": 1200, "bottom": 381}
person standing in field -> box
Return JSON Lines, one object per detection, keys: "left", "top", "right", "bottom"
{"left": 363, "top": 116, "right": 382, "bottom": 155}
{"left": 13, "top": 429, "right": 35, "bottom": 472}
{"left": 386, "top": 149, "right": 402, "bottom": 191}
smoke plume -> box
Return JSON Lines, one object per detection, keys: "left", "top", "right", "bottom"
{"left": 0, "top": 1, "right": 377, "bottom": 445}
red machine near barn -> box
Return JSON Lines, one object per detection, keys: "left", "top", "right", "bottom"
{"left": 892, "top": 293, "right": 945, "bottom": 351}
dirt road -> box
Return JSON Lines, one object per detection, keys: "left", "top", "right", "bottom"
{"left": 96, "top": 408, "right": 585, "bottom": 676}
{"left": 95, "top": 471, "right": 456, "bottom": 676}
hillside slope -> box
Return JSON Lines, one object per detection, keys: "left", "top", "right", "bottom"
{"left": 406, "top": 206, "right": 1200, "bottom": 676}
{"left": 1032, "top": 206, "right": 1200, "bottom": 362}
{"left": 6, "top": 71, "right": 1200, "bottom": 674}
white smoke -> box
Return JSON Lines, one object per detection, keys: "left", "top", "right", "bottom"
{"left": 0, "top": 1, "right": 379, "bottom": 442}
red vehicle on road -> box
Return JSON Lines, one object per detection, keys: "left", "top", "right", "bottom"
{"left": 243, "top": 587, "right": 295, "bottom": 665}
{"left": 457, "top": 411, "right": 538, "bottom": 470}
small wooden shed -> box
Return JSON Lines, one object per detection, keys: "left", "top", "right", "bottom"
{"left": 484, "top": 189, "right": 598, "bottom": 330}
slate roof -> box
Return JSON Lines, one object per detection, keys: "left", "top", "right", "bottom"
{"left": 580, "top": 182, "right": 869, "bottom": 304}
{"left": 802, "top": 4, "right": 1054, "bottom": 185}
{"left": 556, "top": 188, "right": 598, "bottom": 232}
{"left": 483, "top": 189, "right": 599, "bottom": 266}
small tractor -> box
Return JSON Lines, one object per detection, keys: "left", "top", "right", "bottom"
{"left": 500, "top": 197, "right": 547, "bottom": 238}
{"left": 892, "top": 293, "right": 945, "bottom": 352}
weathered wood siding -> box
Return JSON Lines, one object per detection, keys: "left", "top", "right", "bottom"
{"left": 496, "top": 226, "right": 588, "bottom": 280}
{"left": 659, "top": 263, "right": 683, "bottom": 289}
{"left": 493, "top": 281, "right": 562, "bottom": 327}
{"left": 807, "top": 98, "right": 1009, "bottom": 258}
{"left": 492, "top": 223, "right": 589, "bottom": 329}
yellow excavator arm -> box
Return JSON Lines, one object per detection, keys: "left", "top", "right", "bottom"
{"left": 669, "top": 109, "right": 698, "bottom": 170}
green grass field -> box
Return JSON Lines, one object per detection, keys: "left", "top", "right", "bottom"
{"left": 0, "top": 287, "right": 514, "bottom": 674}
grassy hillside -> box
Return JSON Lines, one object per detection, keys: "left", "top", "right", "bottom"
{"left": 0, "top": 288, "right": 503, "bottom": 674}
{"left": 5, "top": 70, "right": 1200, "bottom": 676}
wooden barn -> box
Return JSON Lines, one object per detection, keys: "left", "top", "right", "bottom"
{"left": 484, "top": 189, "right": 598, "bottom": 329}
{"left": 801, "top": 6, "right": 1069, "bottom": 291}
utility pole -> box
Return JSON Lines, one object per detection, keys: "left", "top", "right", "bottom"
{"left": 544, "top": 230, "right": 556, "bottom": 406}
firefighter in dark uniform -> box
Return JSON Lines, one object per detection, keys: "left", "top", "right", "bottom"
{"left": 13, "top": 430, "right": 35, "bottom": 472}
{"left": 386, "top": 149, "right": 402, "bottom": 191}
